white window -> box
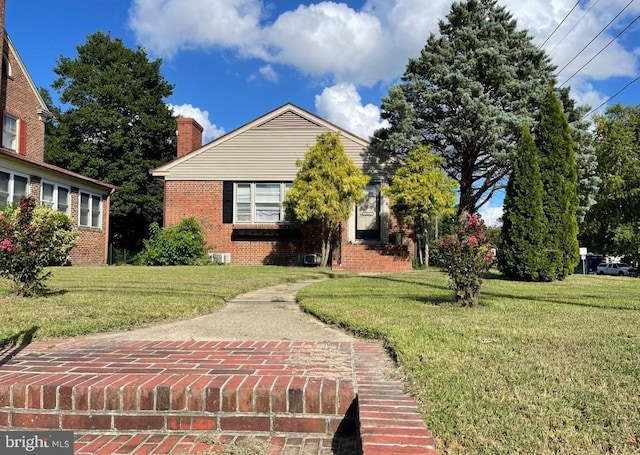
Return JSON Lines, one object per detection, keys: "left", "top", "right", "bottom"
{"left": 41, "top": 182, "right": 70, "bottom": 214}
{"left": 0, "top": 170, "right": 29, "bottom": 206}
{"left": 236, "top": 183, "right": 252, "bottom": 223}
{"left": 234, "top": 183, "right": 291, "bottom": 224}
{"left": 2, "top": 114, "right": 17, "bottom": 151}
{"left": 79, "top": 191, "right": 102, "bottom": 228}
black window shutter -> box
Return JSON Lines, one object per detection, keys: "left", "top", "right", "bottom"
{"left": 222, "top": 181, "right": 233, "bottom": 223}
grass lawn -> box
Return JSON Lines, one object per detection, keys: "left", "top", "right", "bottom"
{"left": 0, "top": 265, "right": 332, "bottom": 345}
{"left": 2, "top": 265, "right": 638, "bottom": 453}
{"left": 297, "top": 269, "right": 640, "bottom": 454}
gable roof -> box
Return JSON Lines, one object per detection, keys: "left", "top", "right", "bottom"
{"left": 5, "top": 33, "right": 52, "bottom": 116}
{"left": 151, "top": 103, "right": 370, "bottom": 179}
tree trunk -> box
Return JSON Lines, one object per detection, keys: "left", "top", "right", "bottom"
{"left": 415, "top": 218, "right": 429, "bottom": 267}
{"left": 424, "top": 227, "right": 430, "bottom": 267}
{"left": 320, "top": 223, "right": 332, "bottom": 267}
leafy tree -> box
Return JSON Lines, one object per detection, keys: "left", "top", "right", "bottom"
{"left": 498, "top": 126, "right": 546, "bottom": 280}
{"left": 581, "top": 104, "right": 640, "bottom": 265}
{"left": 367, "top": 85, "right": 420, "bottom": 179}
{"left": 284, "top": 132, "right": 370, "bottom": 267}
{"left": 557, "top": 88, "right": 600, "bottom": 222}
{"left": 0, "top": 197, "right": 77, "bottom": 296}
{"left": 371, "top": 0, "right": 555, "bottom": 215}
{"left": 45, "top": 32, "right": 177, "bottom": 251}
{"left": 384, "top": 145, "right": 457, "bottom": 266}
{"left": 138, "top": 218, "right": 207, "bottom": 266}
{"left": 536, "top": 87, "right": 579, "bottom": 280}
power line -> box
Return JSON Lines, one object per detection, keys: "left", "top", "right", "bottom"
{"left": 555, "top": 0, "right": 635, "bottom": 77}
{"left": 547, "top": 0, "right": 602, "bottom": 56}
{"left": 559, "top": 14, "right": 640, "bottom": 87}
{"left": 581, "top": 74, "right": 640, "bottom": 119}
{"left": 538, "top": 0, "right": 583, "bottom": 50}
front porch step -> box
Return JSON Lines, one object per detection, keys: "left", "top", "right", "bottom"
{"left": 1, "top": 339, "right": 438, "bottom": 454}
{"left": 0, "top": 340, "right": 355, "bottom": 435}
{"left": 334, "top": 244, "right": 412, "bottom": 272}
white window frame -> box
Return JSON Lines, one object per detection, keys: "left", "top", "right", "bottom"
{"left": 41, "top": 181, "right": 71, "bottom": 214}
{"left": 234, "top": 182, "right": 292, "bottom": 224}
{"left": 0, "top": 169, "right": 29, "bottom": 207}
{"left": 79, "top": 191, "right": 102, "bottom": 229}
{"left": 2, "top": 113, "right": 18, "bottom": 151}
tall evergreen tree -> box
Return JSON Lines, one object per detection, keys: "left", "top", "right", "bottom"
{"left": 557, "top": 88, "right": 600, "bottom": 223}
{"left": 498, "top": 126, "right": 546, "bottom": 280}
{"left": 45, "top": 32, "right": 176, "bottom": 251}
{"left": 536, "top": 87, "right": 579, "bottom": 280}
{"left": 370, "top": 0, "right": 555, "bottom": 215}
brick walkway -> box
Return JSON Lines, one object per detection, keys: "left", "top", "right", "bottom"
{"left": 0, "top": 339, "right": 437, "bottom": 454}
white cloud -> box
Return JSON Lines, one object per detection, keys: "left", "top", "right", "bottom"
{"left": 567, "top": 80, "right": 609, "bottom": 115}
{"left": 128, "top": 0, "right": 447, "bottom": 85}
{"left": 167, "top": 103, "right": 225, "bottom": 142}
{"left": 503, "top": 0, "right": 640, "bottom": 82}
{"left": 479, "top": 203, "right": 503, "bottom": 228}
{"left": 264, "top": 3, "right": 386, "bottom": 85}
{"left": 130, "top": 0, "right": 640, "bottom": 88}
{"left": 131, "top": 0, "right": 640, "bottom": 127}
{"left": 315, "top": 83, "right": 389, "bottom": 139}
{"left": 259, "top": 64, "right": 279, "bottom": 83}
{"left": 128, "top": 0, "right": 265, "bottom": 59}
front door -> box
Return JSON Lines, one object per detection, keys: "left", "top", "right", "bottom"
{"left": 356, "top": 185, "right": 380, "bottom": 240}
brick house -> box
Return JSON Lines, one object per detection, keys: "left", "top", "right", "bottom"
{"left": 1, "top": 0, "right": 116, "bottom": 265}
{"left": 151, "top": 103, "right": 411, "bottom": 273}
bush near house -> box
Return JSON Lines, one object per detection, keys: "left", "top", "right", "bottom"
{"left": 137, "top": 218, "right": 208, "bottom": 266}
{"left": 0, "top": 197, "right": 77, "bottom": 296}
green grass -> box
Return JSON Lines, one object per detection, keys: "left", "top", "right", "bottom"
{"left": 2, "top": 265, "right": 638, "bottom": 453}
{"left": 297, "top": 269, "right": 640, "bottom": 454}
{"left": 0, "top": 265, "right": 333, "bottom": 345}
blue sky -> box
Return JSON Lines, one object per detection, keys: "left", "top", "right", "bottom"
{"left": 6, "top": 0, "right": 640, "bottom": 225}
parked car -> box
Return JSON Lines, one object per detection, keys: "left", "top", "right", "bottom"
{"left": 596, "top": 262, "right": 637, "bottom": 276}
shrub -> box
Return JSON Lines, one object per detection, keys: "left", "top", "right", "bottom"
{"left": 438, "top": 212, "right": 494, "bottom": 306}
{"left": 138, "top": 218, "right": 207, "bottom": 266}
{"left": 0, "top": 196, "right": 77, "bottom": 296}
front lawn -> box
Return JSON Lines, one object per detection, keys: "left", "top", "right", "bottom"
{"left": 2, "top": 265, "right": 638, "bottom": 453}
{"left": 0, "top": 265, "right": 332, "bottom": 345}
{"left": 298, "top": 269, "right": 640, "bottom": 454}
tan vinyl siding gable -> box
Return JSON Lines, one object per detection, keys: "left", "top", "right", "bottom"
{"left": 161, "top": 107, "right": 368, "bottom": 181}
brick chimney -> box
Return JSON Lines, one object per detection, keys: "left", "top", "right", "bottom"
{"left": 0, "top": 0, "right": 5, "bottom": 39}
{"left": 176, "top": 117, "right": 203, "bottom": 158}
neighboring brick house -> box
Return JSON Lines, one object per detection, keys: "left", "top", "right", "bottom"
{"left": 1, "top": 0, "right": 116, "bottom": 265}
{"left": 151, "top": 103, "right": 411, "bottom": 272}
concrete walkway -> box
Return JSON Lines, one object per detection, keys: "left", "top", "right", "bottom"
{"left": 92, "top": 280, "right": 353, "bottom": 342}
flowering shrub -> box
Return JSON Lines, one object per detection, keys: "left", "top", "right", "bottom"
{"left": 0, "top": 197, "right": 77, "bottom": 296}
{"left": 438, "top": 212, "right": 495, "bottom": 306}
